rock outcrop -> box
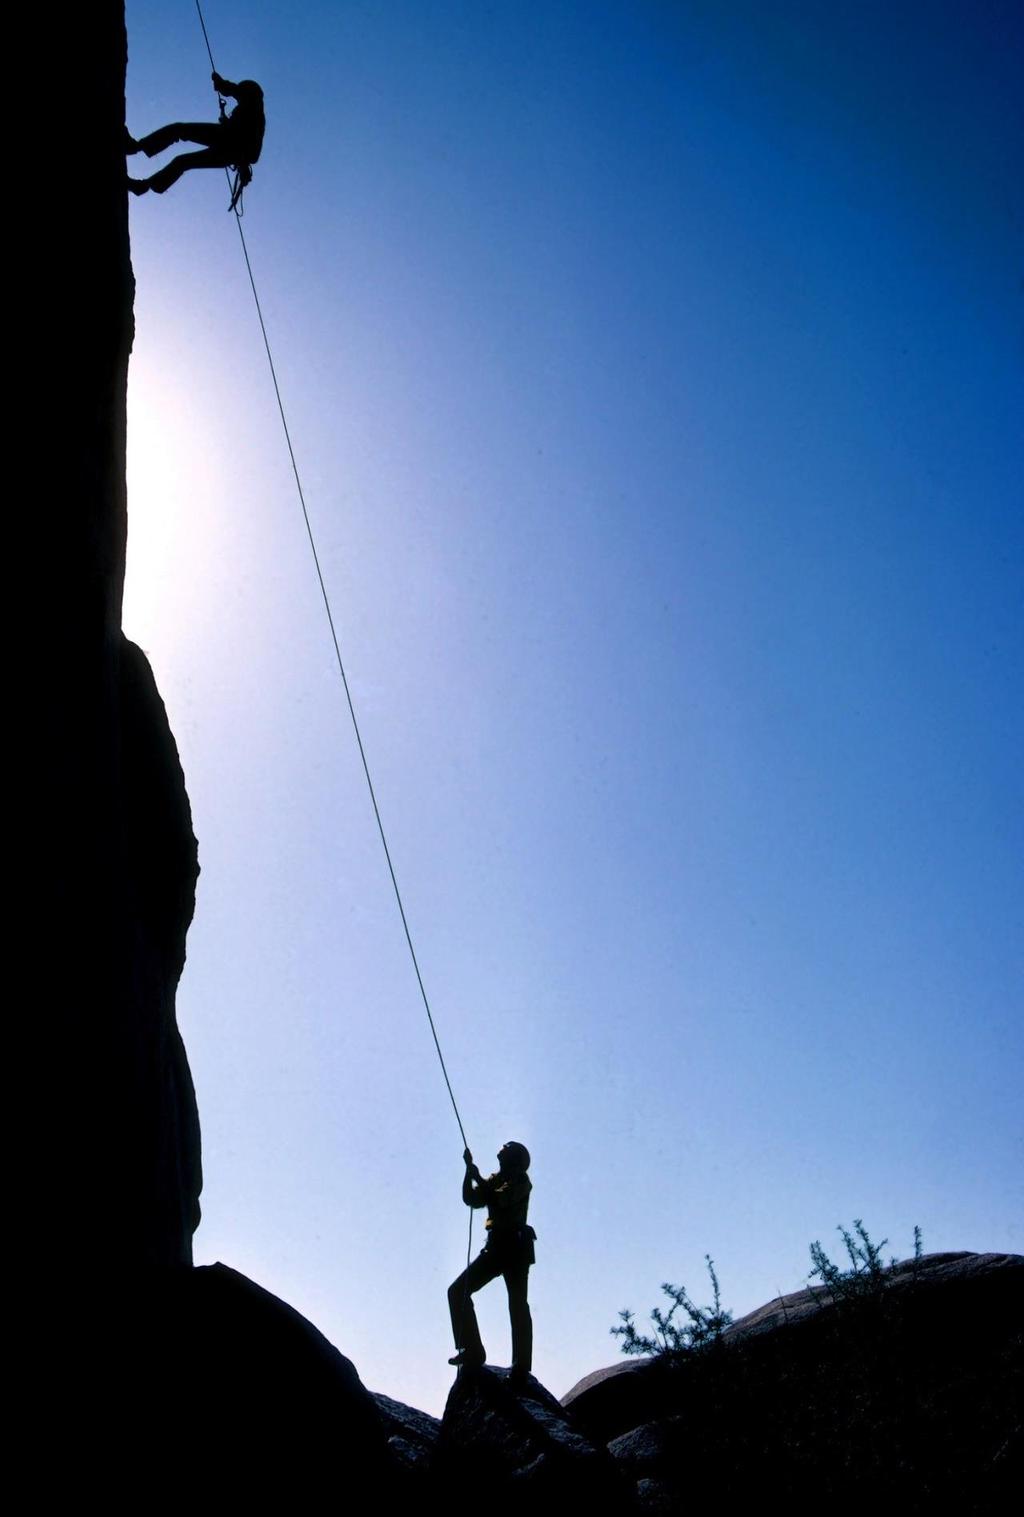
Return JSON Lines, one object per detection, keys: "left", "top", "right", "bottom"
{"left": 434, "top": 1367, "right": 632, "bottom": 1513}
{"left": 564, "top": 1252, "right": 1023, "bottom": 1509}
{"left": 118, "top": 1264, "right": 400, "bottom": 1501}
{"left": 373, "top": 1391, "right": 442, "bottom": 1476}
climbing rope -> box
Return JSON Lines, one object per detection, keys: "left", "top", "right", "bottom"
{"left": 194, "top": 0, "right": 217, "bottom": 70}
{"left": 191, "top": 5, "right": 476, "bottom": 1289}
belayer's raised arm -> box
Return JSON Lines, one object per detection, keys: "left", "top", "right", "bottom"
{"left": 461, "top": 1149, "right": 491, "bottom": 1208}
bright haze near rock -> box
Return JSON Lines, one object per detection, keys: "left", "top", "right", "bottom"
{"left": 124, "top": 0, "right": 1022, "bottom": 1414}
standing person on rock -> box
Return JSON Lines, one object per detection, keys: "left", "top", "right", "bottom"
{"left": 448, "top": 1141, "right": 536, "bottom": 1383}
{"left": 127, "top": 71, "right": 265, "bottom": 201}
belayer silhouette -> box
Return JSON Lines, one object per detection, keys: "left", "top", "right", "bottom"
{"left": 448, "top": 1141, "right": 536, "bottom": 1381}
{"left": 127, "top": 71, "right": 264, "bottom": 205}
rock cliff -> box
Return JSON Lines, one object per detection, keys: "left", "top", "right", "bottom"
{"left": 28, "top": 15, "right": 403, "bottom": 1498}
{"left": 36, "top": 0, "right": 201, "bottom": 1278}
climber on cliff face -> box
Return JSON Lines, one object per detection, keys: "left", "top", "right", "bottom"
{"left": 127, "top": 71, "right": 264, "bottom": 204}
{"left": 448, "top": 1141, "right": 536, "bottom": 1384}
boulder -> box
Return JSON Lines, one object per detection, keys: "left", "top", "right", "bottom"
{"left": 566, "top": 1251, "right": 1023, "bottom": 1507}
{"left": 608, "top": 1418, "right": 677, "bottom": 1479}
{"left": 434, "top": 1366, "right": 633, "bottom": 1513}
{"left": 723, "top": 1248, "right": 1023, "bottom": 1341}
{"left": 562, "top": 1358, "right": 671, "bottom": 1447}
{"left": 86, "top": 1263, "right": 403, "bottom": 1502}
{"left": 373, "top": 1390, "right": 441, "bottom": 1475}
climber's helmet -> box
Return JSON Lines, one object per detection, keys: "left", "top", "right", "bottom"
{"left": 497, "top": 1140, "right": 531, "bottom": 1173}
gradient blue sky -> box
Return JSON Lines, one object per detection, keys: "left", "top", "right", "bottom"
{"left": 125, "top": 1, "right": 1022, "bottom": 1413}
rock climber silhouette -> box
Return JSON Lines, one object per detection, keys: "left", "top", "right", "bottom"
{"left": 127, "top": 71, "right": 264, "bottom": 203}
{"left": 448, "top": 1141, "right": 536, "bottom": 1382}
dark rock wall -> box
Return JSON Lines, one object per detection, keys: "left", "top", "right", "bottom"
{"left": 117, "top": 641, "right": 202, "bottom": 1258}
{"left": 36, "top": 1, "right": 201, "bottom": 1271}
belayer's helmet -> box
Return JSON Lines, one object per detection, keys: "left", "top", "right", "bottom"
{"left": 500, "top": 1140, "right": 531, "bottom": 1171}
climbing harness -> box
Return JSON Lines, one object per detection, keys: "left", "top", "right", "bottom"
{"left": 227, "top": 163, "right": 251, "bottom": 215}
{"left": 190, "top": 1, "right": 476, "bottom": 1282}
{"left": 213, "top": 84, "right": 253, "bottom": 214}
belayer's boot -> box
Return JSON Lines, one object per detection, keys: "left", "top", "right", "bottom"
{"left": 448, "top": 1348, "right": 485, "bottom": 1370}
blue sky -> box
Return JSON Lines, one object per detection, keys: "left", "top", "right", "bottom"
{"left": 125, "top": 1, "right": 1021, "bottom": 1413}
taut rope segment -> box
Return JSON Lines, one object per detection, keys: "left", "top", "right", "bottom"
{"left": 190, "top": 6, "right": 474, "bottom": 1253}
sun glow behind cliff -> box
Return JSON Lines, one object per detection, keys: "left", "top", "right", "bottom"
{"left": 124, "top": 352, "right": 232, "bottom": 652}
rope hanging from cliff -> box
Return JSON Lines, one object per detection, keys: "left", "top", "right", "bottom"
{"left": 192, "top": 0, "right": 472, "bottom": 1165}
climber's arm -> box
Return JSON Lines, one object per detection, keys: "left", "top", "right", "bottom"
{"left": 212, "top": 72, "right": 240, "bottom": 99}
{"left": 461, "top": 1151, "right": 490, "bottom": 1209}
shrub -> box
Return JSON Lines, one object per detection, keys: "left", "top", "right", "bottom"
{"left": 612, "top": 1222, "right": 925, "bottom": 1356}
{"left": 807, "top": 1220, "right": 923, "bottom": 1305}
{"left": 612, "top": 1254, "right": 733, "bottom": 1357}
